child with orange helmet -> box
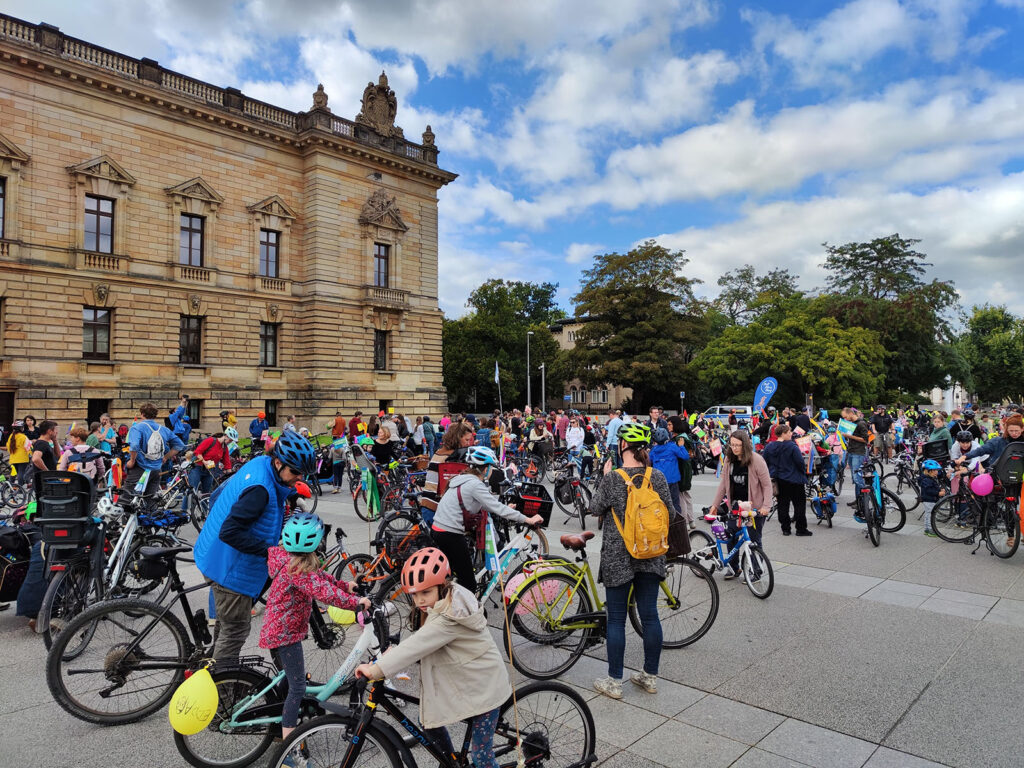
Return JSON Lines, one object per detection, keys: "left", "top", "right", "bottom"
{"left": 355, "top": 548, "right": 511, "bottom": 768}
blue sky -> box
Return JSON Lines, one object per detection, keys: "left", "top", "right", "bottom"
{"left": 13, "top": 0, "right": 1024, "bottom": 317}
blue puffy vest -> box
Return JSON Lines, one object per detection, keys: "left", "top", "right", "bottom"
{"left": 194, "top": 455, "right": 293, "bottom": 597}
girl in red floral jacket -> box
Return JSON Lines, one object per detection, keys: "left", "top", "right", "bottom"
{"left": 258, "top": 512, "right": 370, "bottom": 741}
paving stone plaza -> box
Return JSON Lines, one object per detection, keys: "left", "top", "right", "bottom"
{"left": 4, "top": 471, "right": 1021, "bottom": 768}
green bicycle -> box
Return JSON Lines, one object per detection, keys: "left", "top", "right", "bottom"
{"left": 503, "top": 531, "right": 718, "bottom": 680}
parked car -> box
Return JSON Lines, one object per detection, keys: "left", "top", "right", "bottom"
{"left": 702, "top": 405, "right": 753, "bottom": 423}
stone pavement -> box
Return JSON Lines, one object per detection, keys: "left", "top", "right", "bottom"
{"left": 3, "top": 471, "right": 1022, "bottom": 767}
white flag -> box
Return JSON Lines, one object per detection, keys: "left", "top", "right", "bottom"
{"left": 494, "top": 360, "right": 500, "bottom": 383}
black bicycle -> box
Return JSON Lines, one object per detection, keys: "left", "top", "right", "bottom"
{"left": 270, "top": 674, "right": 597, "bottom": 768}
{"left": 856, "top": 461, "right": 907, "bottom": 546}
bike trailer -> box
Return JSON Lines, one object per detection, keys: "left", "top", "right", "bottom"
{"left": 33, "top": 471, "right": 96, "bottom": 549}
{"left": 921, "top": 439, "right": 950, "bottom": 463}
{"left": 811, "top": 493, "right": 837, "bottom": 520}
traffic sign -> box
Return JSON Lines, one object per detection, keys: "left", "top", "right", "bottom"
{"left": 679, "top": 391, "right": 685, "bottom": 399}
{"left": 563, "top": 394, "right": 572, "bottom": 401}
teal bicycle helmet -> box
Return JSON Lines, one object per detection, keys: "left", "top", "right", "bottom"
{"left": 273, "top": 430, "right": 317, "bottom": 475}
{"left": 281, "top": 511, "right": 325, "bottom": 553}
{"left": 224, "top": 426, "right": 239, "bottom": 441}
{"left": 465, "top": 446, "right": 499, "bottom": 466}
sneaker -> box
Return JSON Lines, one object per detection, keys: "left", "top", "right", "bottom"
{"left": 593, "top": 677, "right": 623, "bottom": 699}
{"left": 331, "top": 487, "right": 340, "bottom": 494}
{"left": 924, "top": 530, "right": 938, "bottom": 538}
{"left": 795, "top": 530, "right": 813, "bottom": 537}
{"left": 630, "top": 671, "right": 658, "bottom": 694}
{"left": 723, "top": 566, "right": 740, "bottom": 580}
{"left": 853, "top": 513, "right": 866, "bottom": 524}
{"left": 781, "top": 529, "right": 792, "bottom": 536}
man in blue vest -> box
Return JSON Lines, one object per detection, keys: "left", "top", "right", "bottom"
{"left": 194, "top": 429, "right": 316, "bottom": 662}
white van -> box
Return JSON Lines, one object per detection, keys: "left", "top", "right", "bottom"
{"left": 702, "top": 405, "right": 753, "bottom": 423}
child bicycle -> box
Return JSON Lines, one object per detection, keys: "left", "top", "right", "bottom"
{"left": 689, "top": 505, "right": 774, "bottom": 599}
{"left": 502, "top": 531, "right": 718, "bottom": 680}
{"left": 271, "top": 652, "right": 597, "bottom": 768}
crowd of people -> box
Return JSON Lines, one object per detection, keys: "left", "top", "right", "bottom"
{"left": 5, "top": 395, "right": 1024, "bottom": 761}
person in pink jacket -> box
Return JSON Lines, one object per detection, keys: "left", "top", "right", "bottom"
{"left": 710, "top": 430, "right": 774, "bottom": 577}
{"left": 258, "top": 512, "right": 370, "bottom": 742}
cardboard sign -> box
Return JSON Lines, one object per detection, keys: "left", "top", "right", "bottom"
{"left": 796, "top": 436, "right": 813, "bottom": 456}
{"left": 710, "top": 438, "right": 722, "bottom": 457}
{"left": 837, "top": 418, "right": 856, "bottom": 436}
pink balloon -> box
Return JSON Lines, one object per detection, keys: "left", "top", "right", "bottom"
{"left": 971, "top": 473, "right": 994, "bottom": 497}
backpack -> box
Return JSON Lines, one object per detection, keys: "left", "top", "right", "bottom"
{"left": 142, "top": 422, "right": 166, "bottom": 461}
{"left": 611, "top": 468, "right": 670, "bottom": 560}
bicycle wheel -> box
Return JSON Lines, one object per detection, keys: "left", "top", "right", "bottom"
{"left": 269, "top": 713, "right": 402, "bottom": 768}
{"left": 552, "top": 477, "right": 575, "bottom": 517}
{"left": 864, "top": 494, "right": 881, "bottom": 547}
{"left": 931, "top": 495, "right": 977, "bottom": 543}
{"left": 878, "top": 487, "right": 907, "bottom": 533}
{"left": 372, "top": 572, "right": 415, "bottom": 641}
{"left": 40, "top": 560, "right": 103, "bottom": 651}
{"left": 3, "top": 481, "right": 27, "bottom": 508}
{"left": 496, "top": 680, "right": 596, "bottom": 768}
{"left": 983, "top": 499, "right": 1020, "bottom": 559}
{"left": 573, "top": 483, "right": 592, "bottom": 530}
{"left": 46, "top": 597, "right": 191, "bottom": 725}
{"left": 629, "top": 557, "right": 718, "bottom": 648}
{"left": 503, "top": 571, "right": 595, "bottom": 680}
{"left": 834, "top": 465, "right": 846, "bottom": 496}
{"left": 174, "top": 666, "right": 280, "bottom": 768}
{"left": 352, "top": 482, "right": 373, "bottom": 522}
{"left": 742, "top": 546, "right": 774, "bottom": 599}
{"left": 882, "top": 471, "right": 920, "bottom": 513}
{"left": 114, "top": 535, "right": 176, "bottom": 601}
{"left": 303, "top": 603, "right": 362, "bottom": 686}
{"left": 334, "top": 553, "right": 374, "bottom": 583}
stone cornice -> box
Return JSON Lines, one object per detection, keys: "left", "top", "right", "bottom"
{"left": 0, "top": 15, "right": 458, "bottom": 187}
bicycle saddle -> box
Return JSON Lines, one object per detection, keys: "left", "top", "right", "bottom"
{"left": 138, "top": 545, "right": 192, "bottom": 560}
{"left": 560, "top": 531, "right": 595, "bottom": 551}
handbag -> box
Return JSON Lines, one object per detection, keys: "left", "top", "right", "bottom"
{"left": 456, "top": 486, "right": 488, "bottom": 551}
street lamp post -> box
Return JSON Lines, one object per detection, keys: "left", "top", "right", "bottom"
{"left": 539, "top": 362, "right": 546, "bottom": 412}
{"left": 526, "top": 331, "right": 533, "bottom": 409}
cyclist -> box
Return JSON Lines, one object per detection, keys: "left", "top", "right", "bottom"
{"left": 870, "top": 405, "right": 894, "bottom": 460}
{"left": 762, "top": 423, "right": 811, "bottom": 537}
{"left": 421, "top": 422, "right": 476, "bottom": 525}
{"left": 193, "top": 429, "right": 316, "bottom": 663}
{"left": 955, "top": 414, "right": 1023, "bottom": 471}
{"left": 591, "top": 422, "right": 673, "bottom": 699}
{"left": 249, "top": 411, "right": 269, "bottom": 455}
{"left": 5, "top": 421, "right": 30, "bottom": 486}
{"left": 125, "top": 404, "right": 183, "bottom": 495}
{"left": 259, "top": 512, "right": 370, "bottom": 745}
{"left": 182, "top": 431, "right": 233, "bottom": 512}
{"left": 430, "top": 446, "right": 543, "bottom": 590}
{"left": 841, "top": 407, "right": 871, "bottom": 512}
{"left": 950, "top": 430, "right": 979, "bottom": 462}
{"left": 709, "top": 429, "right": 774, "bottom": 573}
{"left": 354, "top": 549, "right": 513, "bottom": 768}
{"left": 650, "top": 427, "right": 691, "bottom": 525}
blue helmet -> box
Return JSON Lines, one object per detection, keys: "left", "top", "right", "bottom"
{"left": 281, "top": 511, "right": 325, "bottom": 553}
{"left": 922, "top": 459, "right": 942, "bottom": 471}
{"left": 465, "top": 445, "right": 498, "bottom": 466}
{"left": 273, "top": 430, "right": 317, "bottom": 475}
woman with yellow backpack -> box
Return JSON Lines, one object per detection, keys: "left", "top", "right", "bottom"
{"left": 590, "top": 421, "right": 674, "bottom": 700}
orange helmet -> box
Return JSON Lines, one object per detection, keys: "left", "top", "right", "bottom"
{"left": 258, "top": 411, "right": 266, "bottom": 418}
{"left": 401, "top": 548, "right": 451, "bottom": 594}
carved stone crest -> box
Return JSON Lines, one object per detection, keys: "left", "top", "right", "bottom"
{"left": 355, "top": 71, "right": 404, "bottom": 138}
{"left": 188, "top": 294, "right": 202, "bottom": 314}
{"left": 312, "top": 83, "right": 328, "bottom": 110}
{"left": 268, "top": 303, "right": 280, "bottom": 321}
{"left": 93, "top": 283, "right": 110, "bottom": 306}
{"left": 359, "top": 188, "right": 408, "bottom": 232}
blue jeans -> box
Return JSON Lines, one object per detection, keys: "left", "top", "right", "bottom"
{"left": 605, "top": 572, "right": 662, "bottom": 679}
{"left": 332, "top": 462, "right": 345, "bottom": 487}
{"left": 847, "top": 452, "right": 866, "bottom": 492}
{"left": 183, "top": 465, "right": 215, "bottom": 511}
{"left": 272, "top": 641, "right": 306, "bottom": 729}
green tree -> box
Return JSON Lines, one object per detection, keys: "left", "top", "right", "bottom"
{"left": 715, "top": 265, "right": 798, "bottom": 325}
{"left": 692, "top": 298, "right": 885, "bottom": 406}
{"left": 958, "top": 305, "right": 1024, "bottom": 402}
{"left": 442, "top": 280, "right": 565, "bottom": 412}
{"left": 569, "top": 240, "right": 707, "bottom": 409}
{"left": 818, "top": 234, "right": 959, "bottom": 394}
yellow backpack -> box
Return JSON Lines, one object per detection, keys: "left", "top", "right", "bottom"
{"left": 611, "top": 468, "right": 670, "bottom": 559}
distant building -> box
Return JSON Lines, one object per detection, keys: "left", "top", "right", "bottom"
{"left": 0, "top": 14, "right": 456, "bottom": 432}
{"left": 548, "top": 317, "right": 632, "bottom": 413}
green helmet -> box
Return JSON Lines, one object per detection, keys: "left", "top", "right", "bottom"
{"left": 617, "top": 422, "right": 652, "bottom": 446}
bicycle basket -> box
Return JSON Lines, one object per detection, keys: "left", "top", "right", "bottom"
{"left": 511, "top": 482, "right": 554, "bottom": 527}
{"left": 383, "top": 524, "right": 433, "bottom": 563}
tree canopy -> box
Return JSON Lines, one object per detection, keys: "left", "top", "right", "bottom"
{"left": 957, "top": 305, "right": 1024, "bottom": 403}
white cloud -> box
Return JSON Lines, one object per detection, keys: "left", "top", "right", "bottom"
{"left": 653, "top": 174, "right": 1024, "bottom": 315}
{"left": 744, "top": 0, "right": 979, "bottom": 87}
{"left": 565, "top": 243, "right": 603, "bottom": 264}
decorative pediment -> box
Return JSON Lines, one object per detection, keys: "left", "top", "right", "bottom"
{"left": 165, "top": 177, "right": 224, "bottom": 205}
{"left": 67, "top": 154, "right": 135, "bottom": 186}
{"left": 355, "top": 71, "right": 404, "bottom": 139}
{"left": 0, "top": 132, "right": 30, "bottom": 167}
{"left": 247, "top": 195, "right": 297, "bottom": 220}
{"left": 359, "top": 188, "right": 408, "bottom": 232}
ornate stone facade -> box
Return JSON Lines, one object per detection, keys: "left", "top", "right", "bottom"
{"left": 0, "top": 14, "right": 456, "bottom": 432}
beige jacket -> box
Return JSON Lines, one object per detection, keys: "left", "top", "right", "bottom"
{"left": 375, "top": 583, "right": 512, "bottom": 728}
{"left": 710, "top": 451, "right": 774, "bottom": 512}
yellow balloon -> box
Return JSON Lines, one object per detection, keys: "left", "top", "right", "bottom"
{"left": 327, "top": 605, "right": 357, "bottom": 625}
{"left": 169, "top": 667, "right": 219, "bottom": 735}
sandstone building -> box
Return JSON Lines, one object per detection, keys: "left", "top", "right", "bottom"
{"left": 549, "top": 317, "right": 632, "bottom": 414}
{"left": 0, "top": 14, "right": 456, "bottom": 434}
